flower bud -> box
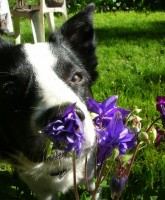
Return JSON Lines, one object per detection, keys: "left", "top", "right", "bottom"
{"left": 129, "top": 115, "right": 142, "bottom": 133}
{"left": 138, "top": 132, "right": 149, "bottom": 142}
{"left": 120, "top": 154, "right": 132, "bottom": 164}
{"left": 149, "top": 127, "right": 157, "bottom": 144}
{"left": 133, "top": 118, "right": 142, "bottom": 133}
{"left": 110, "top": 176, "right": 128, "bottom": 198}
{"left": 112, "top": 148, "right": 119, "bottom": 159}
{"left": 133, "top": 106, "right": 142, "bottom": 114}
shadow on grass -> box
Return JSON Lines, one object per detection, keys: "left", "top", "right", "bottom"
{"left": 143, "top": 71, "right": 165, "bottom": 84}
{"left": 0, "top": 171, "right": 36, "bottom": 200}
{"left": 96, "top": 20, "right": 165, "bottom": 42}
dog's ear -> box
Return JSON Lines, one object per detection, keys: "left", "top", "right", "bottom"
{"left": 49, "top": 3, "right": 98, "bottom": 81}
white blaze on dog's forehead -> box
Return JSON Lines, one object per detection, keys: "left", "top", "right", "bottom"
{"left": 24, "top": 43, "right": 55, "bottom": 70}
{"left": 24, "top": 43, "right": 80, "bottom": 106}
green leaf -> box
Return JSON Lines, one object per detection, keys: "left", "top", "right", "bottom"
{"left": 99, "top": 180, "right": 109, "bottom": 188}
{"left": 80, "top": 192, "right": 91, "bottom": 200}
{"left": 120, "top": 154, "right": 133, "bottom": 164}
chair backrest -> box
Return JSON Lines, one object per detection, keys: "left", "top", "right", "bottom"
{"left": 15, "top": 0, "right": 66, "bottom": 14}
{"left": 13, "top": 0, "right": 67, "bottom": 43}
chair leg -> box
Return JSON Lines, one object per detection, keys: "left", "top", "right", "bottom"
{"left": 13, "top": 16, "right": 21, "bottom": 44}
{"left": 31, "top": 12, "right": 45, "bottom": 43}
{"left": 46, "top": 12, "right": 55, "bottom": 34}
{"left": 62, "top": 0, "right": 67, "bottom": 20}
{"left": 61, "top": 11, "right": 67, "bottom": 21}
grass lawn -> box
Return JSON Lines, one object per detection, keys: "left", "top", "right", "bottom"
{"left": 94, "top": 11, "right": 165, "bottom": 117}
{"left": 1, "top": 10, "right": 165, "bottom": 199}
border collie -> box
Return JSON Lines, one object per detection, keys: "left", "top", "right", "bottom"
{"left": 0, "top": 3, "right": 98, "bottom": 200}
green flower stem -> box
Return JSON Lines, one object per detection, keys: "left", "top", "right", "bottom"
{"left": 113, "top": 193, "right": 120, "bottom": 200}
{"left": 115, "top": 142, "right": 142, "bottom": 200}
{"left": 91, "top": 161, "right": 107, "bottom": 200}
{"left": 101, "top": 159, "right": 114, "bottom": 183}
{"left": 72, "top": 152, "right": 79, "bottom": 200}
{"left": 124, "top": 111, "right": 133, "bottom": 126}
{"left": 127, "top": 142, "right": 142, "bottom": 177}
{"left": 146, "top": 117, "right": 161, "bottom": 133}
{"left": 84, "top": 154, "right": 89, "bottom": 192}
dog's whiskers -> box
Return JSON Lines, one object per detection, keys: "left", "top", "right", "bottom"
{"left": 14, "top": 106, "right": 43, "bottom": 113}
{"left": 0, "top": 72, "right": 11, "bottom": 76}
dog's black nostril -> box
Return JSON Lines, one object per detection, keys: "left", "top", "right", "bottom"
{"left": 75, "top": 107, "right": 85, "bottom": 121}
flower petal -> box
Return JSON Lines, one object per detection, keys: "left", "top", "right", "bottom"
{"left": 107, "top": 111, "right": 124, "bottom": 139}
{"left": 102, "top": 95, "right": 118, "bottom": 112}
{"left": 87, "top": 98, "right": 102, "bottom": 115}
{"left": 62, "top": 103, "right": 76, "bottom": 118}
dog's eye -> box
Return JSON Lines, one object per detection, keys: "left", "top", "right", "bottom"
{"left": 3, "top": 82, "right": 17, "bottom": 96}
{"left": 71, "top": 73, "right": 82, "bottom": 83}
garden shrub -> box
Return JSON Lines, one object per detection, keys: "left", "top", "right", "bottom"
{"left": 8, "top": 0, "right": 165, "bottom": 12}
{"left": 67, "top": 0, "right": 165, "bottom": 12}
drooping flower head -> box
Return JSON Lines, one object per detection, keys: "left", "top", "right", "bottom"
{"left": 43, "top": 103, "right": 85, "bottom": 158}
{"left": 155, "top": 126, "right": 165, "bottom": 147}
{"left": 110, "top": 175, "right": 128, "bottom": 198}
{"left": 156, "top": 96, "right": 165, "bottom": 128}
{"left": 87, "top": 95, "right": 131, "bottom": 128}
{"left": 156, "top": 96, "right": 165, "bottom": 116}
{"left": 97, "top": 111, "right": 136, "bottom": 165}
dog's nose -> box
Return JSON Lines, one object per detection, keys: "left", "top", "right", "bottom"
{"left": 48, "top": 104, "right": 85, "bottom": 125}
{"left": 51, "top": 104, "right": 85, "bottom": 121}
{"left": 75, "top": 107, "right": 85, "bottom": 121}
{"left": 36, "top": 103, "right": 85, "bottom": 128}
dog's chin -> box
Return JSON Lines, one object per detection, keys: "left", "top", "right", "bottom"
{"left": 47, "top": 150, "right": 67, "bottom": 161}
{"left": 46, "top": 158, "right": 72, "bottom": 179}
{"left": 46, "top": 150, "right": 71, "bottom": 178}
{"left": 14, "top": 142, "right": 88, "bottom": 179}
{"left": 45, "top": 147, "right": 87, "bottom": 178}
{"left": 13, "top": 151, "right": 72, "bottom": 179}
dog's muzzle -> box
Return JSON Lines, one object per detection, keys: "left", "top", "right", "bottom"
{"left": 32, "top": 104, "right": 86, "bottom": 177}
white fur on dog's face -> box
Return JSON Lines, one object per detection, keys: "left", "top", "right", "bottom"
{"left": 24, "top": 43, "right": 95, "bottom": 149}
{"left": 14, "top": 43, "right": 97, "bottom": 199}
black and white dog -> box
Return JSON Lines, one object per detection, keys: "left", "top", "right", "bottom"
{"left": 0, "top": 3, "right": 98, "bottom": 200}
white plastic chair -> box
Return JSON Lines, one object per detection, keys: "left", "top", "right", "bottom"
{"left": 12, "top": 0, "right": 67, "bottom": 44}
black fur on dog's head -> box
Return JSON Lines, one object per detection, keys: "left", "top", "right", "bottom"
{"left": 0, "top": 3, "right": 97, "bottom": 166}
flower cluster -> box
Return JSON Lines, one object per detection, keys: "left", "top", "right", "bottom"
{"left": 43, "top": 103, "right": 85, "bottom": 158}
{"left": 43, "top": 95, "right": 165, "bottom": 200}
{"left": 87, "top": 95, "right": 136, "bottom": 165}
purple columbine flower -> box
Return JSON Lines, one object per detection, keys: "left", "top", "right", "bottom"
{"left": 97, "top": 111, "right": 136, "bottom": 165}
{"left": 43, "top": 103, "right": 85, "bottom": 158}
{"left": 87, "top": 95, "right": 131, "bottom": 128}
